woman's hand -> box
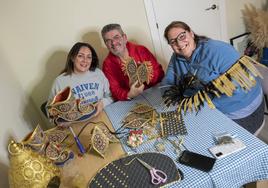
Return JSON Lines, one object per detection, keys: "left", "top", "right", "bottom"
{"left": 94, "top": 100, "right": 104, "bottom": 117}
{"left": 57, "top": 122, "right": 72, "bottom": 129}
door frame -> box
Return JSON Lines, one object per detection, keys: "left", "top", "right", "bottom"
{"left": 144, "top": 0, "right": 228, "bottom": 67}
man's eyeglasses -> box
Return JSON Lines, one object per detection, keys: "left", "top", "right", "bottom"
{"left": 104, "top": 35, "right": 123, "bottom": 45}
{"left": 168, "top": 31, "right": 187, "bottom": 46}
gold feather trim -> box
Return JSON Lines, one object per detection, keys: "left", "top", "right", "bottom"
{"left": 143, "top": 61, "right": 154, "bottom": 82}
{"left": 175, "top": 55, "right": 263, "bottom": 114}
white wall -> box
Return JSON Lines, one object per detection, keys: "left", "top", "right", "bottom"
{"left": 0, "top": 60, "right": 40, "bottom": 187}
{"left": 225, "top": 0, "right": 267, "bottom": 39}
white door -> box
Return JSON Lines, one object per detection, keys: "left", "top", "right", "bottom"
{"left": 144, "top": 0, "right": 227, "bottom": 70}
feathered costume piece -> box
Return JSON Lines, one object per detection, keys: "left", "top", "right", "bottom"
{"left": 242, "top": 4, "right": 268, "bottom": 49}
{"left": 121, "top": 58, "right": 153, "bottom": 86}
{"left": 162, "top": 55, "right": 265, "bottom": 114}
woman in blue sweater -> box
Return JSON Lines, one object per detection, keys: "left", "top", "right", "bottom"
{"left": 162, "top": 21, "right": 264, "bottom": 134}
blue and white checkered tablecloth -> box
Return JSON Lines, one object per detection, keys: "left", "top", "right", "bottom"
{"left": 105, "top": 87, "right": 268, "bottom": 188}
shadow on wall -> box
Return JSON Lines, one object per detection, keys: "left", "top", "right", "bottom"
{"left": 263, "top": 0, "right": 268, "bottom": 9}
{"left": 82, "top": 31, "right": 108, "bottom": 68}
{"left": 27, "top": 50, "right": 68, "bottom": 129}
{"left": 22, "top": 96, "right": 44, "bottom": 130}
{"left": 0, "top": 161, "right": 9, "bottom": 187}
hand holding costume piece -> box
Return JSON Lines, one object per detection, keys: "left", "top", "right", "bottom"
{"left": 94, "top": 100, "right": 104, "bottom": 117}
{"left": 127, "top": 80, "right": 145, "bottom": 99}
{"left": 57, "top": 122, "right": 72, "bottom": 129}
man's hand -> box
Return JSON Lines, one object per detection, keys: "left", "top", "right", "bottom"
{"left": 127, "top": 80, "right": 145, "bottom": 99}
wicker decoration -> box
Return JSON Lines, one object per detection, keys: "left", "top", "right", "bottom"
{"left": 125, "top": 58, "right": 138, "bottom": 85}
{"left": 163, "top": 55, "right": 264, "bottom": 114}
{"left": 242, "top": 4, "right": 268, "bottom": 49}
{"left": 8, "top": 140, "right": 60, "bottom": 188}
{"left": 46, "top": 86, "right": 96, "bottom": 124}
{"left": 22, "top": 125, "right": 73, "bottom": 165}
{"left": 98, "top": 124, "right": 119, "bottom": 143}
{"left": 91, "top": 126, "right": 109, "bottom": 158}
{"left": 131, "top": 103, "right": 155, "bottom": 114}
{"left": 121, "top": 58, "right": 153, "bottom": 86}
{"left": 160, "top": 110, "right": 187, "bottom": 137}
{"left": 137, "top": 63, "right": 150, "bottom": 85}
{"left": 122, "top": 103, "right": 159, "bottom": 129}
{"left": 88, "top": 123, "right": 120, "bottom": 158}
{"left": 22, "top": 124, "right": 46, "bottom": 154}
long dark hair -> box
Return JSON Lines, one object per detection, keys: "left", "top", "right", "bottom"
{"left": 62, "top": 42, "right": 99, "bottom": 75}
{"left": 164, "top": 21, "right": 208, "bottom": 44}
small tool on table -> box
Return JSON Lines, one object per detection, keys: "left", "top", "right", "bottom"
{"left": 69, "top": 127, "right": 86, "bottom": 154}
{"left": 136, "top": 158, "right": 167, "bottom": 185}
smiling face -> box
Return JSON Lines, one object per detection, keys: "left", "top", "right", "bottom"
{"left": 103, "top": 29, "right": 128, "bottom": 57}
{"left": 167, "top": 27, "right": 196, "bottom": 60}
{"left": 73, "top": 46, "right": 92, "bottom": 74}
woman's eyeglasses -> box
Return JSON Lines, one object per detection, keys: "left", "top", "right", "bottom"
{"left": 168, "top": 31, "right": 187, "bottom": 46}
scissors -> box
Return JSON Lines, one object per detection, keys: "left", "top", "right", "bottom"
{"left": 136, "top": 158, "right": 167, "bottom": 185}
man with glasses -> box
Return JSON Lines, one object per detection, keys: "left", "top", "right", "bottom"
{"left": 101, "top": 23, "right": 164, "bottom": 101}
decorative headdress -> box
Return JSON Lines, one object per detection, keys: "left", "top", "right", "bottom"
{"left": 8, "top": 140, "right": 61, "bottom": 188}
{"left": 163, "top": 55, "right": 265, "bottom": 114}
{"left": 46, "top": 87, "right": 96, "bottom": 124}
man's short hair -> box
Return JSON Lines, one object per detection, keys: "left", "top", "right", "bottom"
{"left": 101, "top": 23, "right": 124, "bottom": 39}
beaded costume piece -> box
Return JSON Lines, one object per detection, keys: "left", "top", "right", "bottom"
{"left": 163, "top": 55, "right": 265, "bottom": 114}
{"left": 91, "top": 126, "right": 109, "bottom": 158}
{"left": 22, "top": 125, "right": 72, "bottom": 165}
{"left": 88, "top": 123, "right": 119, "bottom": 158}
{"left": 122, "top": 103, "right": 158, "bottom": 129}
{"left": 46, "top": 86, "right": 96, "bottom": 124}
{"left": 88, "top": 152, "right": 181, "bottom": 188}
{"left": 121, "top": 58, "right": 153, "bottom": 86}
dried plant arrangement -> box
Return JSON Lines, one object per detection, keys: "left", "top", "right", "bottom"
{"left": 242, "top": 4, "right": 268, "bottom": 50}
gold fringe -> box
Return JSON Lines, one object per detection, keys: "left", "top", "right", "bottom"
{"left": 177, "top": 55, "right": 263, "bottom": 114}
{"left": 144, "top": 60, "right": 154, "bottom": 83}
{"left": 120, "top": 57, "right": 135, "bottom": 77}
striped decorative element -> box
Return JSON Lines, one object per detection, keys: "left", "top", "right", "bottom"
{"left": 163, "top": 55, "right": 264, "bottom": 115}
